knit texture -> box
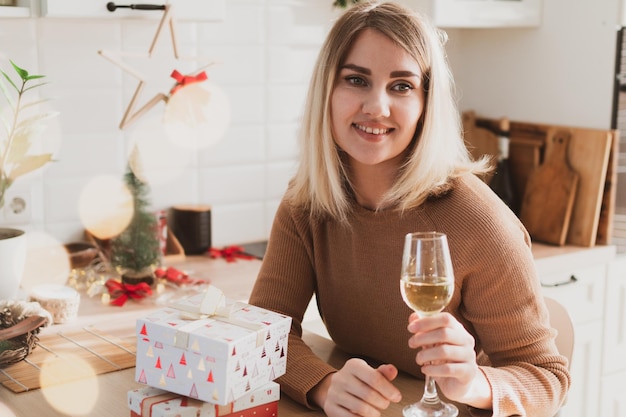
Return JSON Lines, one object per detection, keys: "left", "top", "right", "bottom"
{"left": 249, "top": 173, "right": 570, "bottom": 417}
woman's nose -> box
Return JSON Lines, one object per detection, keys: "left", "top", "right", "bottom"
{"left": 361, "top": 88, "right": 391, "bottom": 118}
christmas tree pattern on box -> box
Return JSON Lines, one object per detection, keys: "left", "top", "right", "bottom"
{"left": 128, "top": 381, "right": 280, "bottom": 417}
{"left": 134, "top": 296, "right": 291, "bottom": 405}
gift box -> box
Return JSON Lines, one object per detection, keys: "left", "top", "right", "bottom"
{"left": 135, "top": 286, "right": 291, "bottom": 405}
{"left": 128, "top": 381, "right": 279, "bottom": 417}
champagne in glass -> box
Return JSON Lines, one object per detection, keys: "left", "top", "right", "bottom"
{"left": 400, "top": 232, "right": 458, "bottom": 417}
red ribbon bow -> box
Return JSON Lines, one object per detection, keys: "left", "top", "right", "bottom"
{"left": 170, "top": 69, "right": 208, "bottom": 95}
{"left": 105, "top": 279, "right": 152, "bottom": 307}
{"left": 208, "top": 246, "right": 255, "bottom": 263}
{"left": 154, "top": 266, "right": 208, "bottom": 286}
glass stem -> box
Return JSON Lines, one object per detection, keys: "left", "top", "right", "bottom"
{"left": 421, "top": 376, "right": 441, "bottom": 406}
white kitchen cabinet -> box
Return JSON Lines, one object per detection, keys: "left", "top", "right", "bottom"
{"left": 600, "top": 372, "right": 626, "bottom": 417}
{"left": 0, "top": 0, "right": 34, "bottom": 17}
{"left": 533, "top": 244, "right": 626, "bottom": 417}
{"left": 600, "top": 256, "right": 626, "bottom": 416}
{"left": 432, "top": 0, "right": 543, "bottom": 28}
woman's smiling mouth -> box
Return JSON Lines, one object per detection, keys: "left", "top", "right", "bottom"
{"left": 353, "top": 123, "right": 393, "bottom": 135}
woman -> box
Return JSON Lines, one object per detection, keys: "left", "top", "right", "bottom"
{"left": 249, "top": 2, "right": 570, "bottom": 416}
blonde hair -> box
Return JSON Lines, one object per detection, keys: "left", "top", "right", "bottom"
{"left": 286, "top": 1, "right": 487, "bottom": 222}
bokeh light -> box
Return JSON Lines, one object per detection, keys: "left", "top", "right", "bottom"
{"left": 78, "top": 175, "right": 133, "bottom": 240}
{"left": 40, "top": 352, "right": 98, "bottom": 415}
{"left": 163, "top": 81, "right": 231, "bottom": 150}
{"left": 127, "top": 115, "right": 191, "bottom": 186}
{"left": 20, "top": 231, "right": 71, "bottom": 292}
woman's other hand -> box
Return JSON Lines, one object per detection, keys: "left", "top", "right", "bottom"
{"left": 407, "top": 312, "right": 492, "bottom": 409}
{"left": 310, "top": 358, "right": 402, "bottom": 417}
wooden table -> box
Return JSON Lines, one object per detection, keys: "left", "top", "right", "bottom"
{"left": 0, "top": 256, "right": 470, "bottom": 417}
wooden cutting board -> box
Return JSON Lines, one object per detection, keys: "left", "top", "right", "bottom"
{"left": 564, "top": 128, "right": 613, "bottom": 246}
{"left": 462, "top": 111, "right": 498, "bottom": 183}
{"left": 595, "top": 130, "right": 619, "bottom": 245}
{"left": 471, "top": 114, "right": 614, "bottom": 247}
{"left": 520, "top": 130, "right": 579, "bottom": 246}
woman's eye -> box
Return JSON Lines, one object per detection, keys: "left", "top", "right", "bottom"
{"left": 392, "top": 82, "right": 414, "bottom": 93}
{"left": 346, "top": 75, "right": 368, "bottom": 87}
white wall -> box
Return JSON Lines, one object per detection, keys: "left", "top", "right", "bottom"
{"left": 448, "top": 0, "right": 620, "bottom": 129}
{"left": 0, "top": 0, "right": 621, "bottom": 247}
{"left": 0, "top": 0, "right": 341, "bottom": 246}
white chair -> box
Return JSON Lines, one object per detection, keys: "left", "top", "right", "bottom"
{"left": 543, "top": 296, "right": 574, "bottom": 417}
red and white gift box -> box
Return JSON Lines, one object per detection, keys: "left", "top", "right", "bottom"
{"left": 135, "top": 286, "right": 291, "bottom": 405}
{"left": 128, "top": 381, "right": 280, "bottom": 417}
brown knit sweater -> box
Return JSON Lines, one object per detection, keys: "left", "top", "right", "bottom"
{"left": 249, "top": 173, "right": 570, "bottom": 417}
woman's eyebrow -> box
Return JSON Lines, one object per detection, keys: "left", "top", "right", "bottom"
{"left": 340, "top": 64, "right": 419, "bottom": 79}
{"left": 340, "top": 63, "right": 371, "bottom": 75}
{"left": 390, "top": 70, "right": 420, "bottom": 78}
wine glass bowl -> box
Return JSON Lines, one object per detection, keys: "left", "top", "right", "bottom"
{"left": 400, "top": 232, "right": 458, "bottom": 417}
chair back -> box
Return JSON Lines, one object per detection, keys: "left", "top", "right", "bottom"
{"left": 544, "top": 296, "right": 574, "bottom": 367}
{"left": 543, "top": 296, "right": 574, "bottom": 417}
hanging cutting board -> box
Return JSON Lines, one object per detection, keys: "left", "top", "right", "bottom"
{"left": 519, "top": 130, "right": 579, "bottom": 246}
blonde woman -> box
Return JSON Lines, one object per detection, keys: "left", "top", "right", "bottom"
{"left": 249, "top": 2, "right": 570, "bottom": 416}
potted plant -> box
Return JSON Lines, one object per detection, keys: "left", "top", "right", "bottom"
{"left": 0, "top": 61, "right": 56, "bottom": 300}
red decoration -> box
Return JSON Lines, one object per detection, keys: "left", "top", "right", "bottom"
{"left": 208, "top": 246, "right": 255, "bottom": 263}
{"left": 170, "top": 69, "right": 208, "bottom": 95}
{"left": 105, "top": 279, "right": 152, "bottom": 306}
{"left": 154, "top": 266, "right": 208, "bottom": 286}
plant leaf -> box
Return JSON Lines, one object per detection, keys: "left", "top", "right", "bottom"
{"left": 0, "top": 70, "right": 19, "bottom": 96}
{"left": 10, "top": 60, "right": 29, "bottom": 81}
{"left": 23, "top": 81, "right": 48, "bottom": 94}
{"left": 7, "top": 154, "right": 54, "bottom": 180}
{"left": 6, "top": 127, "right": 34, "bottom": 163}
{"left": 20, "top": 97, "right": 50, "bottom": 111}
{"left": 16, "top": 111, "right": 59, "bottom": 130}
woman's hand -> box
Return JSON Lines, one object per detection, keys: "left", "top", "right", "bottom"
{"left": 407, "top": 312, "right": 492, "bottom": 409}
{"left": 310, "top": 358, "right": 402, "bottom": 417}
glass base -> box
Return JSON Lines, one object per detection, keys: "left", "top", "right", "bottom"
{"left": 402, "top": 401, "right": 459, "bottom": 417}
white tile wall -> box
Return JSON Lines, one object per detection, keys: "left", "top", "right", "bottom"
{"left": 0, "top": 0, "right": 340, "bottom": 247}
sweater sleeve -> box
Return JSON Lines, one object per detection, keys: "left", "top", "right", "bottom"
{"left": 248, "top": 200, "right": 336, "bottom": 408}
{"left": 431, "top": 175, "right": 571, "bottom": 417}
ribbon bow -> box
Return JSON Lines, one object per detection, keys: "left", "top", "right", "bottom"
{"left": 105, "top": 279, "right": 152, "bottom": 307}
{"left": 208, "top": 246, "right": 255, "bottom": 263}
{"left": 170, "top": 286, "right": 267, "bottom": 349}
{"left": 169, "top": 69, "right": 208, "bottom": 95}
{"left": 154, "top": 266, "right": 208, "bottom": 286}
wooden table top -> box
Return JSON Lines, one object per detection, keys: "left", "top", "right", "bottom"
{"left": 0, "top": 256, "right": 470, "bottom": 417}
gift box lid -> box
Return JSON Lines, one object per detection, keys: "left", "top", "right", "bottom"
{"left": 137, "top": 292, "right": 291, "bottom": 354}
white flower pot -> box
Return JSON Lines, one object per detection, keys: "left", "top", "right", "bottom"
{"left": 0, "top": 228, "right": 27, "bottom": 300}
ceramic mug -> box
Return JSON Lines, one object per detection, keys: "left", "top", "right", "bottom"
{"left": 0, "top": 228, "right": 27, "bottom": 300}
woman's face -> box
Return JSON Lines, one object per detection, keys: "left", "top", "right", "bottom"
{"left": 330, "top": 28, "right": 425, "bottom": 170}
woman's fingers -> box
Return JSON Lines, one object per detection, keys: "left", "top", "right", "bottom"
{"left": 324, "top": 359, "right": 401, "bottom": 417}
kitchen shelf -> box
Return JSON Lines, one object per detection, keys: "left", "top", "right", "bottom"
{"left": 0, "top": 5, "right": 30, "bottom": 17}
{"left": 40, "top": 0, "right": 224, "bottom": 21}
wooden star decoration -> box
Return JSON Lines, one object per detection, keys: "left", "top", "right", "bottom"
{"left": 98, "top": 4, "right": 217, "bottom": 129}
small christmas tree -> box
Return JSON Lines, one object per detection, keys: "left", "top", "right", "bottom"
{"left": 110, "top": 149, "right": 160, "bottom": 285}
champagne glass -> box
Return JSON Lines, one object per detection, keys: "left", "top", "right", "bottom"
{"left": 400, "top": 232, "right": 458, "bottom": 417}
